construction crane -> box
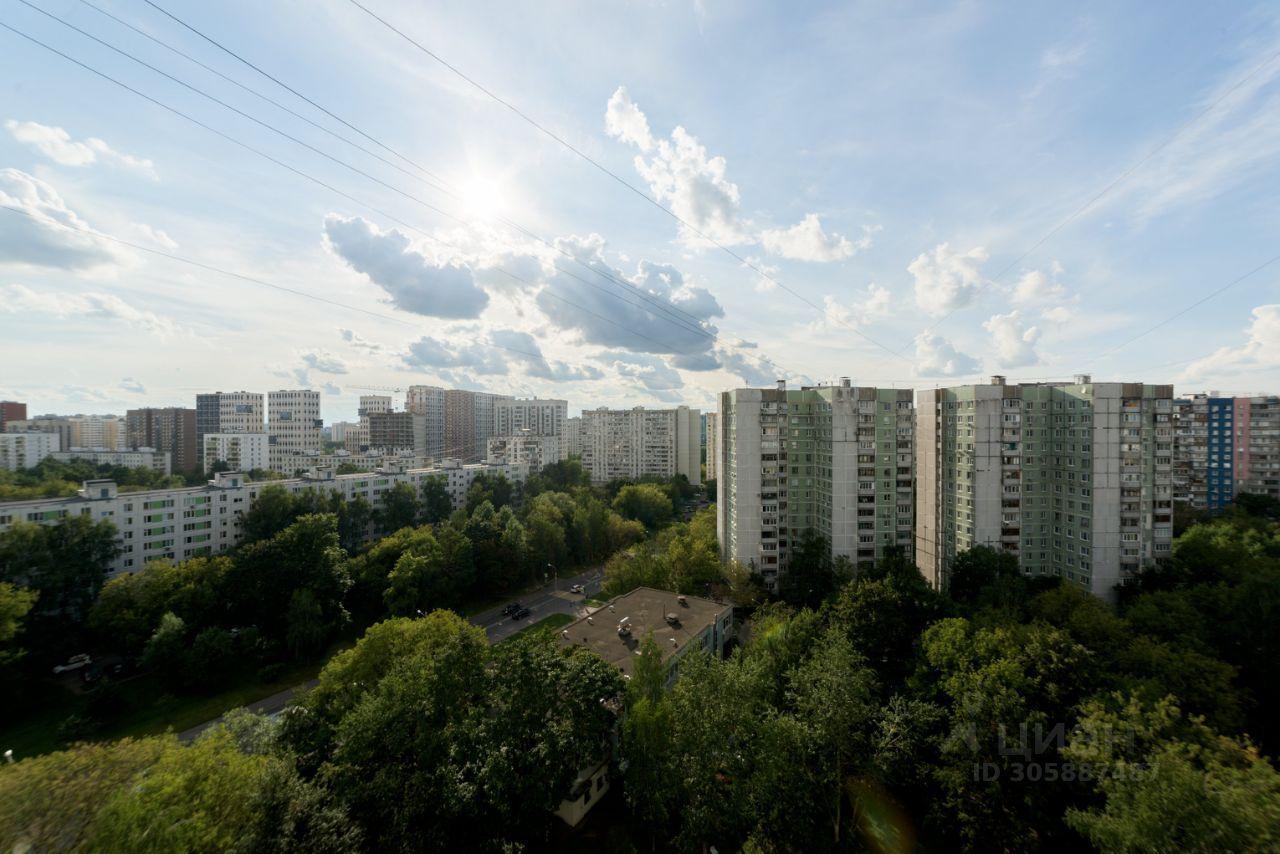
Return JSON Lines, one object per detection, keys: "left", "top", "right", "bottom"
{"left": 348, "top": 384, "right": 401, "bottom": 394}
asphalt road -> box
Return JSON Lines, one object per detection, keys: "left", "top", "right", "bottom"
{"left": 179, "top": 566, "right": 605, "bottom": 742}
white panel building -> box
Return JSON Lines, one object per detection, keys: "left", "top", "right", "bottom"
{"left": 578, "top": 406, "right": 700, "bottom": 485}
{"left": 217, "top": 392, "right": 265, "bottom": 433}
{"left": 203, "top": 432, "right": 271, "bottom": 473}
{"left": 0, "top": 432, "right": 60, "bottom": 471}
{"left": 268, "top": 389, "right": 322, "bottom": 472}
{"left": 0, "top": 458, "right": 529, "bottom": 577}
{"left": 52, "top": 448, "right": 171, "bottom": 475}
{"left": 405, "top": 385, "right": 445, "bottom": 459}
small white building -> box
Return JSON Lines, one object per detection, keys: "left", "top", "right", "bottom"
{"left": 52, "top": 447, "right": 171, "bottom": 475}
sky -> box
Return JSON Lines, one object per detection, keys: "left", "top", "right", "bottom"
{"left": 1, "top": 0, "right": 1278, "bottom": 421}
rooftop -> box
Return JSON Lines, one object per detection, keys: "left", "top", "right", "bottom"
{"left": 555, "top": 586, "right": 730, "bottom": 679}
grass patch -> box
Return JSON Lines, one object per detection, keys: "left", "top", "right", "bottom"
{"left": 499, "top": 612, "right": 575, "bottom": 644}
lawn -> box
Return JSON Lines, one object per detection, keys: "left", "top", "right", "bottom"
{"left": 498, "top": 612, "right": 575, "bottom": 644}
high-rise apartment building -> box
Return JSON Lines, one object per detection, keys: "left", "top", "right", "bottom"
{"left": 68, "top": 415, "right": 127, "bottom": 450}
{"left": 203, "top": 432, "right": 270, "bottom": 473}
{"left": 1236, "top": 396, "right": 1280, "bottom": 501}
{"left": 405, "top": 385, "right": 445, "bottom": 459}
{"left": 0, "top": 401, "right": 27, "bottom": 431}
{"left": 565, "top": 416, "right": 582, "bottom": 458}
{"left": 704, "top": 412, "right": 719, "bottom": 482}
{"left": 442, "top": 390, "right": 513, "bottom": 462}
{"left": 221, "top": 392, "right": 265, "bottom": 433}
{"left": 4, "top": 416, "right": 73, "bottom": 450}
{"left": 196, "top": 391, "right": 265, "bottom": 470}
{"left": 578, "top": 406, "right": 701, "bottom": 485}
{"left": 494, "top": 398, "right": 568, "bottom": 463}
{"left": 494, "top": 398, "right": 568, "bottom": 438}
{"left": 368, "top": 412, "right": 428, "bottom": 453}
{"left": 0, "top": 432, "right": 60, "bottom": 471}
{"left": 1174, "top": 394, "right": 1280, "bottom": 508}
{"left": 487, "top": 431, "right": 562, "bottom": 470}
{"left": 358, "top": 395, "right": 393, "bottom": 421}
{"left": 268, "top": 390, "right": 322, "bottom": 472}
{"left": 126, "top": 407, "right": 198, "bottom": 472}
{"left": 717, "top": 381, "right": 913, "bottom": 589}
{"left": 916, "top": 375, "right": 1174, "bottom": 601}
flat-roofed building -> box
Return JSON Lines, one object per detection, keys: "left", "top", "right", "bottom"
{"left": 52, "top": 447, "right": 171, "bottom": 474}
{"left": 0, "top": 458, "right": 529, "bottom": 577}
{"left": 203, "top": 432, "right": 270, "bottom": 473}
{"left": 578, "top": 406, "right": 700, "bottom": 485}
{"left": 555, "top": 587, "right": 733, "bottom": 683}
{"left": 126, "top": 407, "right": 198, "bottom": 473}
{"left": 0, "top": 432, "right": 60, "bottom": 471}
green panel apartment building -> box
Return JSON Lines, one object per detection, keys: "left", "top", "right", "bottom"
{"left": 916, "top": 375, "right": 1174, "bottom": 601}
{"left": 716, "top": 379, "right": 914, "bottom": 589}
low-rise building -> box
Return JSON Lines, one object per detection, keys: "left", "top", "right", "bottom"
{"left": 552, "top": 586, "right": 733, "bottom": 827}
{"left": 51, "top": 448, "right": 171, "bottom": 475}
{"left": 0, "top": 458, "right": 529, "bottom": 577}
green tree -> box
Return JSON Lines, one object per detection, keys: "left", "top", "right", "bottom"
{"left": 419, "top": 475, "right": 453, "bottom": 524}
{"left": 465, "top": 472, "right": 513, "bottom": 513}
{"left": 238, "top": 484, "right": 301, "bottom": 543}
{"left": 1064, "top": 694, "right": 1280, "bottom": 852}
{"left": 779, "top": 528, "right": 837, "bottom": 608}
{"left": 947, "top": 544, "right": 1024, "bottom": 608}
{"left": 612, "top": 483, "right": 674, "bottom": 530}
{"left": 0, "top": 581, "right": 38, "bottom": 669}
{"left": 375, "top": 482, "right": 420, "bottom": 534}
{"left": 0, "top": 516, "right": 118, "bottom": 634}
{"left": 786, "top": 628, "right": 880, "bottom": 845}
{"left": 88, "top": 560, "right": 181, "bottom": 656}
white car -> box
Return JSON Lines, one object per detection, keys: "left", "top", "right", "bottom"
{"left": 569, "top": 584, "right": 585, "bottom": 594}
{"left": 52, "top": 654, "right": 92, "bottom": 675}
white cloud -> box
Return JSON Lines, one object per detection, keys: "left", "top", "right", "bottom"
{"left": 1118, "top": 36, "right": 1280, "bottom": 221}
{"left": 1043, "top": 305, "right": 1075, "bottom": 324}
{"left": 604, "top": 86, "right": 653, "bottom": 151}
{"left": 808, "top": 284, "right": 893, "bottom": 334}
{"left": 909, "top": 243, "right": 988, "bottom": 316}
{"left": 913, "top": 331, "right": 980, "bottom": 377}
{"left": 743, "top": 255, "right": 780, "bottom": 292}
{"left": 402, "top": 335, "right": 506, "bottom": 375}
{"left": 323, "top": 214, "right": 489, "bottom": 319}
{"left": 715, "top": 342, "right": 778, "bottom": 386}
{"left": 5, "top": 120, "right": 158, "bottom": 179}
{"left": 983, "top": 310, "right": 1041, "bottom": 368}
{"left": 1181, "top": 304, "right": 1280, "bottom": 380}
{"left": 129, "top": 222, "right": 178, "bottom": 250}
{"left": 0, "top": 284, "right": 179, "bottom": 336}
{"left": 299, "top": 349, "right": 348, "bottom": 375}
{"left": 119, "top": 377, "right": 146, "bottom": 394}
{"left": 487, "top": 329, "right": 604, "bottom": 381}
{"left": 1012, "top": 267, "right": 1066, "bottom": 304}
{"left": 0, "top": 169, "right": 122, "bottom": 270}
{"left": 536, "top": 234, "right": 724, "bottom": 364}
{"left": 606, "top": 89, "right": 749, "bottom": 245}
{"left": 761, "top": 215, "right": 877, "bottom": 262}
{"left": 606, "top": 351, "right": 685, "bottom": 402}
{"left": 338, "top": 328, "right": 387, "bottom": 354}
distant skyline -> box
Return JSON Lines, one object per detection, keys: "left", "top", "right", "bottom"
{"left": 2, "top": 0, "right": 1278, "bottom": 422}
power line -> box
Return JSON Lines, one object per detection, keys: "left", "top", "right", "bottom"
{"left": 327, "top": 0, "right": 910, "bottom": 362}
{"left": 132, "top": 0, "right": 719, "bottom": 342}
{"left": 1, "top": 21, "right": 780, "bottom": 377}
{"left": 22, "top": 1, "right": 718, "bottom": 349}
{"left": 919, "top": 44, "right": 1280, "bottom": 340}
{"left": 1088, "top": 251, "right": 1280, "bottom": 362}
{"left": 1, "top": 20, "right": 799, "bottom": 381}
{"left": 66, "top": 1, "right": 734, "bottom": 348}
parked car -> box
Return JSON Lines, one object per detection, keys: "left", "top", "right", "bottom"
{"left": 569, "top": 584, "right": 584, "bottom": 594}
{"left": 502, "top": 602, "right": 522, "bottom": 616}
{"left": 52, "top": 654, "right": 92, "bottom": 675}
{"left": 81, "top": 663, "right": 104, "bottom": 684}
{"left": 511, "top": 608, "right": 531, "bottom": 621}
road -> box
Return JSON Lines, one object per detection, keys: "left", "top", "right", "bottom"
{"left": 179, "top": 566, "right": 605, "bottom": 741}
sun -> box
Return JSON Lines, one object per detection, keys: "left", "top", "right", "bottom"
{"left": 458, "top": 174, "right": 506, "bottom": 221}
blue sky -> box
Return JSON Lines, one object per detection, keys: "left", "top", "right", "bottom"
{"left": 1, "top": 0, "right": 1278, "bottom": 420}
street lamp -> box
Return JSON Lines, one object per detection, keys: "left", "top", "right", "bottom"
{"left": 547, "top": 563, "right": 557, "bottom": 592}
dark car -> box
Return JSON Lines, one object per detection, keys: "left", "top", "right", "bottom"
{"left": 511, "top": 608, "right": 531, "bottom": 621}
{"left": 502, "top": 602, "right": 522, "bottom": 616}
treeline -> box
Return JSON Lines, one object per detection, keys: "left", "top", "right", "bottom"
{"left": 1, "top": 612, "right": 623, "bottom": 851}
{"left": 0, "top": 461, "right": 689, "bottom": 744}
{"left": 0, "top": 457, "right": 193, "bottom": 501}
{"left": 612, "top": 503, "right": 1280, "bottom": 851}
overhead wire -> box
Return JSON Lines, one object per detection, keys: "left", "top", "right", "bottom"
{"left": 19, "top": 1, "right": 719, "bottom": 350}
{"left": 0, "top": 17, "right": 799, "bottom": 381}
{"left": 146, "top": 0, "right": 910, "bottom": 363}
